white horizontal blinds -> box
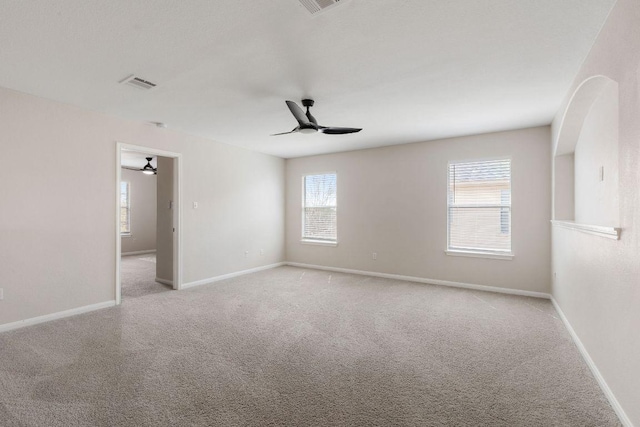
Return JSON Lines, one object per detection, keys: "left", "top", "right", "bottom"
{"left": 448, "top": 159, "right": 511, "bottom": 253}
{"left": 120, "top": 181, "right": 130, "bottom": 234}
{"left": 303, "top": 173, "right": 337, "bottom": 241}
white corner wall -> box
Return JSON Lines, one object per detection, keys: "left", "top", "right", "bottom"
{"left": 551, "top": 0, "right": 640, "bottom": 424}
{"left": 286, "top": 126, "right": 551, "bottom": 294}
{"left": 0, "top": 86, "right": 285, "bottom": 327}
{"left": 120, "top": 168, "right": 157, "bottom": 254}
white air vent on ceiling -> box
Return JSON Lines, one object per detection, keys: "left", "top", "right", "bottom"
{"left": 298, "top": 0, "right": 348, "bottom": 15}
{"left": 119, "top": 75, "right": 157, "bottom": 90}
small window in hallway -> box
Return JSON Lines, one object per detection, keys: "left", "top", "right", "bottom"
{"left": 120, "top": 181, "right": 131, "bottom": 235}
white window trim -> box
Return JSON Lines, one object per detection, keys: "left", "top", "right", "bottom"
{"left": 446, "top": 158, "right": 513, "bottom": 258}
{"left": 301, "top": 172, "right": 338, "bottom": 245}
{"left": 445, "top": 249, "right": 514, "bottom": 260}
{"left": 300, "top": 239, "right": 338, "bottom": 247}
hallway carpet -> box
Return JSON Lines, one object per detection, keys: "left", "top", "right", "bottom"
{"left": 0, "top": 267, "right": 620, "bottom": 426}
{"left": 120, "top": 254, "right": 171, "bottom": 299}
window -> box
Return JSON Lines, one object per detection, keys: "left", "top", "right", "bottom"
{"left": 500, "top": 190, "right": 510, "bottom": 234}
{"left": 302, "top": 173, "right": 337, "bottom": 243}
{"left": 120, "top": 181, "right": 131, "bottom": 235}
{"left": 447, "top": 159, "right": 511, "bottom": 255}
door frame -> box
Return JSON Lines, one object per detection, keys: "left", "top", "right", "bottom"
{"left": 115, "top": 142, "right": 183, "bottom": 304}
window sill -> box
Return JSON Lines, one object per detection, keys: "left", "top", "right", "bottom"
{"left": 445, "top": 250, "right": 514, "bottom": 260}
{"left": 301, "top": 239, "right": 338, "bottom": 247}
{"left": 121, "top": 233, "right": 132, "bottom": 238}
{"left": 550, "top": 220, "right": 620, "bottom": 240}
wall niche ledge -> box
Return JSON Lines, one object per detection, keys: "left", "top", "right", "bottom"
{"left": 551, "top": 220, "right": 620, "bottom": 240}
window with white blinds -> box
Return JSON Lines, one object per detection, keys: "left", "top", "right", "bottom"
{"left": 120, "top": 181, "right": 131, "bottom": 235}
{"left": 303, "top": 173, "right": 337, "bottom": 243}
{"left": 448, "top": 159, "right": 511, "bottom": 254}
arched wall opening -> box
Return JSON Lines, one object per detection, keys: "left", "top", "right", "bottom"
{"left": 552, "top": 75, "right": 620, "bottom": 233}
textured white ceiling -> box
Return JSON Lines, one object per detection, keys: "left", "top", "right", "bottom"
{"left": 120, "top": 150, "right": 157, "bottom": 170}
{"left": 0, "top": 0, "right": 615, "bottom": 158}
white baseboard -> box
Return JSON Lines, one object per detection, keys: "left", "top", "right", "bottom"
{"left": 286, "top": 262, "right": 551, "bottom": 299}
{"left": 121, "top": 250, "right": 156, "bottom": 256}
{"left": 155, "top": 277, "right": 173, "bottom": 286}
{"left": 551, "top": 298, "right": 632, "bottom": 427}
{"left": 0, "top": 300, "right": 116, "bottom": 334}
{"left": 181, "top": 262, "right": 286, "bottom": 290}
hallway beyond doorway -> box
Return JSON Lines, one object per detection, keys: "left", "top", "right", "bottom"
{"left": 120, "top": 254, "right": 171, "bottom": 299}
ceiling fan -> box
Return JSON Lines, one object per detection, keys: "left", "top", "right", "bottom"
{"left": 272, "top": 99, "right": 362, "bottom": 136}
{"left": 121, "top": 157, "right": 157, "bottom": 175}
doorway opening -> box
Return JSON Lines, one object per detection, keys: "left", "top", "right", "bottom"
{"left": 115, "top": 143, "right": 182, "bottom": 304}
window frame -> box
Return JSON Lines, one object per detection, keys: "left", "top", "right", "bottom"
{"left": 446, "top": 158, "right": 513, "bottom": 260}
{"left": 120, "top": 180, "right": 131, "bottom": 236}
{"left": 301, "top": 172, "right": 338, "bottom": 246}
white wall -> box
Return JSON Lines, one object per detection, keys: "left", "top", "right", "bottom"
{"left": 120, "top": 168, "right": 157, "bottom": 254}
{"left": 553, "top": 154, "right": 575, "bottom": 220}
{"left": 286, "top": 126, "right": 551, "bottom": 294}
{"left": 551, "top": 0, "right": 640, "bottom": 424}
{"left": 573, "top": 86, "right": 619, "bottom": 226}
{"left": 0, "top": 86, "right": 285, "bottom": 326}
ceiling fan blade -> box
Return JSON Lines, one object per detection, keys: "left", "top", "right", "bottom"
{"left": 271, "top": 127, "right": 299, "bottom": 136}
{"left": 320, "top": 127, "right": 362, "bottom": 135}
{"left": 286, "top": 100, "right": 311, "bottom": 126}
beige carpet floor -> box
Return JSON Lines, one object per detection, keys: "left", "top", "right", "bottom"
{"left": 0, "top": 266, "right": 620, "bottom": 426}
{"left": 120, "top": 254, "right": 172, "bottom": 299}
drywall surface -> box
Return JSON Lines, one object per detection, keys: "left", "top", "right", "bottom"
{"left": 551, "top": 0, "right": 640, "bottom": 424}
{"left": 0, "top": 87, "right": 285, "bottom": 326}
{"left": 120, "top": 168, "right": 157, "bottom": 253}
{"left": 155, "top": 157, "right": 173, "bottom": 282}
{"left": 553, "top": 154, "right": 575, "bottom": 220}
{"left": 286, "top": 126, "right": 551, "bottom": 293}
{"left": 573, "top": 86, "right": 619, "bottom": 226}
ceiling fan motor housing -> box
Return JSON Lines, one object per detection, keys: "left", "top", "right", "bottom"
{"left": 299, "top": 126, "right": 318, "bottom": 134}
{"left": 272, "top": 99, "right": 361, "bottom": 136}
